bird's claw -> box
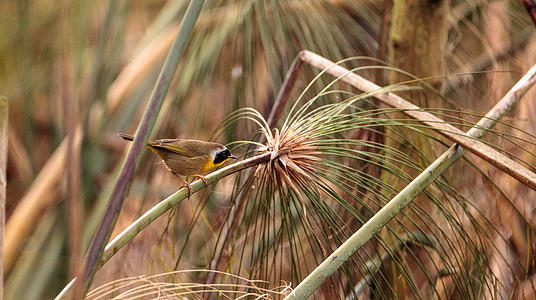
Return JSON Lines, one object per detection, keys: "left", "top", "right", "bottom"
{"left": 193, "top": 174, "right": 209, "bottom": 186}
{"left": 177, "top": 177, "right": 193, "bottom": 200}
{"left": 175, "top": 174, "right": 208, "bottom": 200}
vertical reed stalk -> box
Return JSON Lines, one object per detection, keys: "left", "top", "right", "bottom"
{"left": 73, "top": 0, "right": 206, "bottom": 298}
{"left": 0, "top": 96, "right": 8, "bottom": 300}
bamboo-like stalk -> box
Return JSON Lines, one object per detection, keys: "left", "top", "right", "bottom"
{"left": 299, "top": 50, "right": 536, "bottom": 191}
{"left": 54, "top": 153, "right": 271, "bottom": 300}
{"left": 285, "top": 58, "right": 536, "bottom": 299}
{"left": 0, "top": 96, "right": 8, "bottom": 300}
{"left": 106, "top": 25, "right": 179, "bottom": 113}
{"left": 100, "top": 153, "right": 270, "bottom": 267}
{"left": 74, "top": 0, "right": 207, "bottom": 297}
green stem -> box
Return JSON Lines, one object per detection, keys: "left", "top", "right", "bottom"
{"left": 99, "top": 153, "right": 270, "bottom": 267}
{"left": 0, "top": 96, "right": 8, "bottom": 297}
{"left": 73, "top": 0, "right": 206, "bottom": 298}
{"left": 54, "top": 153, "right": 270, "bottom": 300}
{"left": 285, "top": 62, "right": 536, "bottom": 299}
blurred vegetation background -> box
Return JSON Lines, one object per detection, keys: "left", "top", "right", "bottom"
{"left": 2, "top": 0, "right": 536, "bottom": 298}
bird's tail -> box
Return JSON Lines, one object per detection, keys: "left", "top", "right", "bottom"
{"left": 117, "top": 133, "right": 135, "bottom": 141}
{"left": 118, "top": 133, "right": 158, "bottom": 150}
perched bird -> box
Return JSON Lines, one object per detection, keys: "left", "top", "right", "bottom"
{"left": 118, "top": 133, "right": 237, "bottom": 194}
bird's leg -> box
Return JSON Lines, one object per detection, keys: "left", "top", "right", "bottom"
{"left": 180, "top": 177, "right": 194, "bottom": 198}
{"left": 171, "top": 171, "right": 193, "bottom": 197}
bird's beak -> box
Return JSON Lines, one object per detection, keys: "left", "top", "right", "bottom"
{"left": 230, "top": 154, "right": 239, "bottom": 159}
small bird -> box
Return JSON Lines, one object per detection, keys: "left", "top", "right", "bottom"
{"left": 118, "top": 133, "right": 237, "bottom": 194}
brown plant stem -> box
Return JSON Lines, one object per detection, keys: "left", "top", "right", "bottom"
{"left": 264, "top": 50, "right": 536, "bottom": 191}
{"left": 298, "top": 50, "right": 536, "bottom": 191}
{"left": 266, "top": 53, "right": 305, "bottom": 128}
{"left": 0, "top": 96, "right": 8, "bottom": 300}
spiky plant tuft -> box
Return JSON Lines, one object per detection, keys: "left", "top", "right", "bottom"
{"left": 255, "top": 126, "right": 321, "bottom": 216}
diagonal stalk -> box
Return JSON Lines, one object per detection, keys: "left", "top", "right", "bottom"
{"left": 72, "top": 0, "right": 206, "bottom": 298}
{"left": 0, "top": 96, "right": 8, "bottom": 298}
{"left": 285, "top": 55, "right": 536, "bottom": 299}
{"left": 299, "top": 50, "right": 536, "bottom": 191}
{"left": 99, "top": 153, "right": 270, "bottom": 268}
{"left": 54, "top": 153, "right": 270, "bottom": 300}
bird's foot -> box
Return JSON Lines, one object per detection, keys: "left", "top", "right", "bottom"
{"left": 193, "top": 174, "right": 209, "bottom": 187}
{"left": 178, "top": 177, "right": 193, "bottom": 199}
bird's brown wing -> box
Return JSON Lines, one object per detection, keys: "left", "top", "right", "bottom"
{"left": 149, "top": 139, "right": 190, "bottom": 156}
{"left": 151, "top": 139, "right": 211, "bottom": 157}
{"left": 119, "top": 134, "right": 205, "bottom": 160}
